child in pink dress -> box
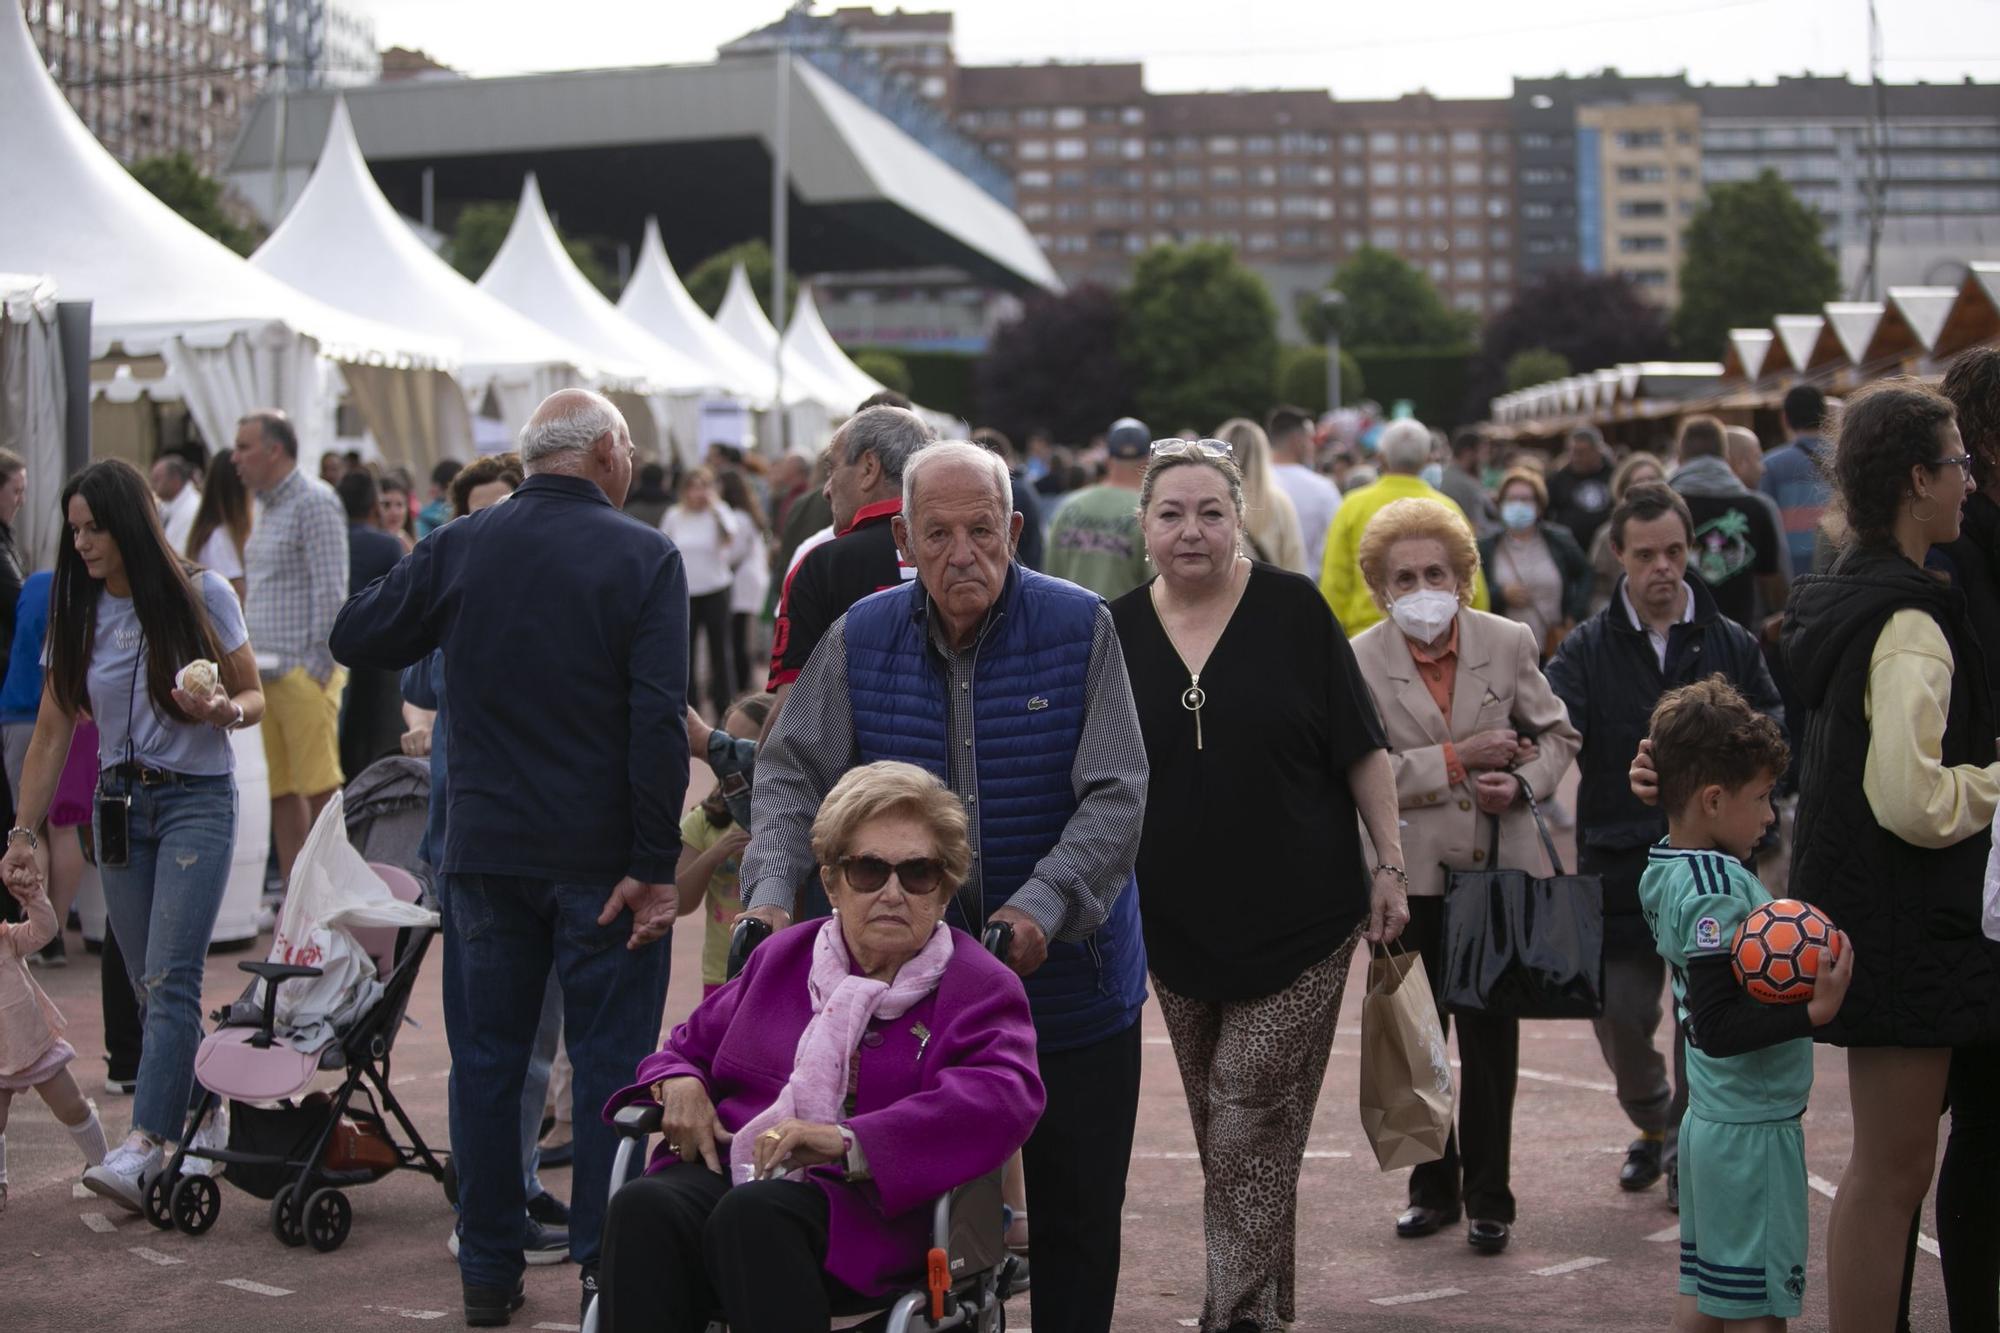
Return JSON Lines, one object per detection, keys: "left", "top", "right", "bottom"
{"left": 0, "top": 871, "right": 108, "bottom": 1211}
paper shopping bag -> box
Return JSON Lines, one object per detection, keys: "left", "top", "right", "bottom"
{"left": 1358, "top": 947, "right": 1456, "bottom": 1171}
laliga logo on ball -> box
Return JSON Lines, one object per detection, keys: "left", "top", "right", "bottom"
{"left": 1731, "top": 899, "right": 1842, "bottom": 1005}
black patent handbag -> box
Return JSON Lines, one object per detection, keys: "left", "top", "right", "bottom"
{"left": 1439, "top": 776, "right": 1605, "bottom": 1019}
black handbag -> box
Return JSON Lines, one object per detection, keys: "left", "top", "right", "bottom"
{"left": 1439, "top": 776, "right": 1605, "bottom": 1019}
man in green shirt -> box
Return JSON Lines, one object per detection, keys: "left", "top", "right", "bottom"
{"left": 1044, "top": 417, "right": 1152, "bottom": 598}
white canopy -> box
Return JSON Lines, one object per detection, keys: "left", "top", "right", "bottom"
{"left": 0, "top": 273, "right": 67, "bottom": 571}
{"left": 252, "top": 100, "right": 595, "bottom": 439}
{"left": 616, "top": 218, "right": 773, "bottom": 405}
{"left": 477, "top": 175, "right": 716, "bottom": 396}
{"left": 782, "top": 285, "right": 886, "bottom": 408}
{"left": 712, "top": 264, "right": 854, "bottom": 411}
{"left": 0, "top": 4, "right": 454, "bottom": 466}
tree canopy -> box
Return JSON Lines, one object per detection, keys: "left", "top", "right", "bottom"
{"left": 974, "top": 283, "right": 1134, "bottom": 444}
{"left": 1674, "top": 170, "right": 1841, "bottom": 359}
{"left": 852, "top": 350, "right": 912, "bottom": 397}
{"left": 683, "top": 240, "right": 799, "bottom": 323}
{"left": 1276, "top": 345, "right": 1366, "bottom": 415}
{"left": 1296, "top": 247, "right": 1478, "bottom": 349}
{"left": 443, "top": 201, "right": 616, "bottom": 298}
{"left": 1120, "top": 242, "right": 1280, "bottom": 430}
{"left": 128, "top": 153, "right": 261, "bottom": 256}
{"left": 1462, "top": 267, "right": 1672, "bottom": 419}
{"left": 1504, "top": 347, "right": 1574, "bottom": 392}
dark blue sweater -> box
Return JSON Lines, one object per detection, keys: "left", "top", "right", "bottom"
{"left": 331, "top": 474, "right": 691, "bottom": 885}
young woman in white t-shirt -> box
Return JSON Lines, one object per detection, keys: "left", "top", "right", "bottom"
{"left": 2, "top": 460, "right": 264, "bottom": 1213}
{"left": 715, "top": 468, "right": 772, "bottom": 696}
{"left": 183, "top": 452, "right": 252, "bottom": 601}
{"left": 659, "top": 467, "right": 745, "bottom": 719}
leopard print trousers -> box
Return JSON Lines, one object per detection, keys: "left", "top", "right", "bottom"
{"left": 1154, "top": 925, "right": 1364, "bottom": 1333}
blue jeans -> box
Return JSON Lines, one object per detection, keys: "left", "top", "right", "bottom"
{"left": 96, "top": 774, "right": 236, "bottom": 1141}
{"left": 438, "top": 874, "right": 670, "bottom": 1290}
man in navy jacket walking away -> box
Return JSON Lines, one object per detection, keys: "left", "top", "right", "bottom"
{"left": 332, "top": 389, "right": 690, "bottom": 1327}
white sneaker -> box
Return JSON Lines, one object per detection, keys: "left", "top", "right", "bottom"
{"left": 181, "top": 1103, "right": 229, "bottom": 1177}
{"left": 83, "top": 1138, "right": 164, "bottom": 1214}
{"left": 447, "top": 1229, "right": 460, "bottom": 1259}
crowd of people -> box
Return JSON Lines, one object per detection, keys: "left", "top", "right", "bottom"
{"left": 1, "top": 346, "right": 1999, "bottom": 1333}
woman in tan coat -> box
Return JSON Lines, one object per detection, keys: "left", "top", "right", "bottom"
{"left": 1350, "top": 497, "right": 1582, "bottom": 1256}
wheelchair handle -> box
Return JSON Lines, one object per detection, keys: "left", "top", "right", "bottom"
{"left": 981, "top": 920, "right": 1013, "bottom": 962}
{"left": 726, "top": 915, "right": 774, "bottom": 981}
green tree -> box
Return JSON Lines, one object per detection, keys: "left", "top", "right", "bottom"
{"left": 1275, "top": 345, "right": 1365, "bottom": 414}
{"left": 852, "top": 350, "right": 912, "bottom": 397}
{"left": 128, "top": 153, "right": 261, "bottom": 256}
{"left": 1119, "top": 242, "right": 1279, "bottom": 429}
{"left": 443, "top": 201, "right": 616, "bottom": 298}
{"left": 1674, "top": 170, "right": 1841, "bottom": 359}
{"left": 1504, "top": 347, "right": 1572, "bottom": 392}
{"left": 1295, "top": 247, "right": 1478, "bottom": 349}
{"left": 684, "top": 240, "right": 799, "bottom": 322}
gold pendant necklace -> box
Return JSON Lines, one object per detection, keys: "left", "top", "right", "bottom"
{"left": 1181, "top": 675, "right": 1205, "bottom": 750}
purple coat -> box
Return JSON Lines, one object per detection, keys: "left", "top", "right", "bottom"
{"left": 606, "top": 923, "right": 1045, "bottom": 1297}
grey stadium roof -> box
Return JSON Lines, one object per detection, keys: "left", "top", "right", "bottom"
{"left": 225, "top": 54, "right": 1059, "bottom": 293}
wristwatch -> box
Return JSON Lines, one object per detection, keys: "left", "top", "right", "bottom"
{"left": 6, "top": 826, "right": 37, "bottom": 851}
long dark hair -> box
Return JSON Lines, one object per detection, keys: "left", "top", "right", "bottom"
{"left": 1830, "top": 378, "right": 1958, "bottom": 550}
{"left": 51, "top": 460, "right": 223, "bottom": 724}
{"left": 715, "top": 468, "right": 768, "bottom": 537}
{"left": 186, "top": 452, "right": 251, "bottom": 566}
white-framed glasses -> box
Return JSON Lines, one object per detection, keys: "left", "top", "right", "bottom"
{"left": 1149, "top": 438, "right": 1234, "bottom": 460}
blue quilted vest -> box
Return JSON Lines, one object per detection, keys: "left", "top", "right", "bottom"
{"left": 845, "top": 566, "right": 1147, "bottom": 1053}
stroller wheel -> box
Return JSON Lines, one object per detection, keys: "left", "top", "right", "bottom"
{"left": 170, "top": 1175, "right": 221, "bottom": 1236}
{"left": 441, "top": 1156, "right": 458, "bottom": 1208}
{"left": 270, "top": 1189, "right": 306, "bottom": 1248}
{"left": 303, "top": 1187, "right": 351, "bottom": 1253}
{"left": 142, "top": 1170, "right": 175, "bottom": 1230}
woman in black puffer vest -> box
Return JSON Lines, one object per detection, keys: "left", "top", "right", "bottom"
{"left": 1781, "top": 378, "right": 2000, "bottom": 1333}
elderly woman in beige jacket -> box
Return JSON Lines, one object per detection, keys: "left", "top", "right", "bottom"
{"left": 1350, "top": 497, "right": 1582, "bottom": 1257}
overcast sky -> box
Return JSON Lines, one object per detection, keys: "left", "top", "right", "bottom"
{"left": 352, "top": 0, "right": 1998, "bottom": 99}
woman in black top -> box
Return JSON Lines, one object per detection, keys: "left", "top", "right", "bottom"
{"left": 1110, "top": 439, "right": 1408, "bottom": 1333}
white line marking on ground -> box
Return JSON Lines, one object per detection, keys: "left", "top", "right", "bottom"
{"left": 1517, "top": 1066, "right": 1620, "bottom": 1094}
{"left": 72, "top": 1182, "right": 92, "bottom": 1199}
{"left": 1143, "top": 1036, "right": 1171, "bottom": 1045}
{"left": 129, "top": 1246, "right": 186, "bottom": 1266}
{"left": 530, "top": 1323, "right": 580, "bottom": 1332}
{"left": 1533, "top": 1256, "right": 1609, "bottom": 1277}
{"left": 368, "top": 1307, "right": 448, "bottom": 1321}
{"left": 81, "top": 1212, "right": 116, "bottom": 1234}
{"left": 1809, "top": 1173, "right": 1939, "bottom": 1256}
{"left": 1647, "top": 1225, "right": 1683, "bottom": 1243}
{"left": 1370, "top": 1287, "right": 1467, "bottom": 1306}
{"left": 220, "top": 1278, "right": 293, "bottom": 1297}
{"left": 1177, "top": 1321, "right": 1199, "bottom": 1328}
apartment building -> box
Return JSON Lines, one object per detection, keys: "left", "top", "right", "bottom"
{"left": 1575, "top": 98, "right": 1703, "bottom": 305}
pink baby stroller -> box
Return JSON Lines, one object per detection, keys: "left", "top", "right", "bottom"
{"left": 141, "top": 861, "right": 449, "bottom": 1250}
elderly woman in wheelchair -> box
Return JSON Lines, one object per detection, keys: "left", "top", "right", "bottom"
{"left": 592, "top": 762, "right": 1045, "bottom": 1333}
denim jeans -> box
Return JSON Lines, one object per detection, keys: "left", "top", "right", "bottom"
{"left": 438, "top": 874, "right": 671, "bottom": 1290}
{"left": 96, "top": 774, "right": 236, "bottom": 1141}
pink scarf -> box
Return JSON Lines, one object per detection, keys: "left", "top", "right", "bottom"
{"left": 729, "top": 917, "right": 955, "bottom": 1183}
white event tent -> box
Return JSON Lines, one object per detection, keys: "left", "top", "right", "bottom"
{"left": 0, "top": 4, "right": 455, "bottom": 469}
{"left": 252, "top": 100, "right": 608, "bottom": 451}
{"left": 478, "top": 175, "right": 726, "bottom": 461}
{"left": 616, "top": 218, "right": 772, "bottom": 407}
{"left": 713, "top": 264, "right": 854, "bottom": 452}
{"left": 0, "top": 273, "right": 67, "bottom": 571}
{"left": 782, "top": 285, "right": 887, "bottom": 409}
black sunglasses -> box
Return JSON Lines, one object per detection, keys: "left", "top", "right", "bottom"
{"left": 836, "top": 855, "right": 948, "bottom": 896}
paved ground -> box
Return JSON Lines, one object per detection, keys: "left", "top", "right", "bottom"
{"left": 1, "top": 786, "right": 1951, "bottom": 1332}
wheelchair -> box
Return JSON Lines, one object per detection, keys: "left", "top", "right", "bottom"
{"left": 578, "top": 918, "right": 1025, "bottom": 1333}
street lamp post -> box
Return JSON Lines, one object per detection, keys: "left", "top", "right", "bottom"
{"left": 1320, "top": 290, "right": 1346, "bottom": 416}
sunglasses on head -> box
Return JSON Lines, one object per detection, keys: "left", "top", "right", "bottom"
{"left": 1150, "top": 438, "right": 1234, "bottom": 461}
{"left": 837, "top": 854, "right": 948, "bottom": 896}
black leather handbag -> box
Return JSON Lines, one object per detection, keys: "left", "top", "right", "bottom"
{"left": 1439, "top": 777, "right": 1605, "bottom": 1019}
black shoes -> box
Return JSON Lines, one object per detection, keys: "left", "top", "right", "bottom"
{"left": 1468, "top": 1219, "right": 1510, "bottom": 1254}
{"left": 463, "top": 1278, "right": 526, "bottom": 1328}
{"left": 1395, "top": 1205, "right": 1461, "bottom": 1238}
{"left": 527, "top": 1191, "right": 570, "bottom": 1228}
{"left": 1620, "top": 1138, "right": 1665, "bottom": 1192}
{"left": 578, "top": 1265, "right": 601, "bottom": 1327}
{"left": 1666, "top": 1158, "right": 1680, "bottom": 1212}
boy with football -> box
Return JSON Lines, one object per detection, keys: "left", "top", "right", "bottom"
{"left": 1639, "top": 677, "right": 1854, "bottom": 1331}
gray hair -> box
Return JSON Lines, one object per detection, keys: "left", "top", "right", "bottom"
{"left": 839, "top": 405, "right": 936, "bottom": 482}
{"left": 903, "top": 440, "right": 1013, "bottom": 521}
{"left": 1378, "top": 420, "right": 1433, "bottom": 474}
{"left": 519, "top": 390, "right": 625, "bottom": 465}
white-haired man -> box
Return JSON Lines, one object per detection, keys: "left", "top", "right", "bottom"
{"left": 740, "top": 441, "right": 1149, "bottom": 1333}
{"left": 332, "top": 388, "right": 689, "bottom": 1327}
{"left": 1317, "top": 418, "right": 1491, "bottom": 635}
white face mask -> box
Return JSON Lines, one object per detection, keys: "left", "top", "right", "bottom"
{"left": 1389, "top": 587, "right": 1460, "bottom": 643}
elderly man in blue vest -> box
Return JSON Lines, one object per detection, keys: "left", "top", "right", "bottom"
{"left": 739, "top": 439, "right": 1148, "bottom": 1333}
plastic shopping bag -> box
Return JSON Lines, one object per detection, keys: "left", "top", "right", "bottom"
{"left": 264, "top": 792, "right": 435, "bottom": 1048}
{"left": 1357, "top": 946, "right": 1455, "bottom": 1171}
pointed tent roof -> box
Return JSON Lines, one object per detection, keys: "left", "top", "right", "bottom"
{"left": 1863, "top": 286, "right": 1960, "bottom": 365}
{"left": 712, "top": 265, "right": 853, "bottom": 409}
{"left": 1935, "top": 263, "right": 2000, "bottom": 360}
{"left": 252, "top": 101, "right": 597, "bottom": 390}
{"left": 1774, "top": 315, "right": 1825, "bottom": 377}
{"left": 1821, "top": 302, "right": 1886, "bottom": 367}
{"left": 1723, "top": 329, "right": 1774, "bottom": 382}
{"left": 782, "top": 286, "right": 886, "bottom": 407}
{"left": 616, "top": 218, "right": 773, "bottom": 404}
{"left": 0, "top": 4, "right": 448, "bottom": 367}
{"left": 477, "top": 175, "right": 714, "bottom": 393}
